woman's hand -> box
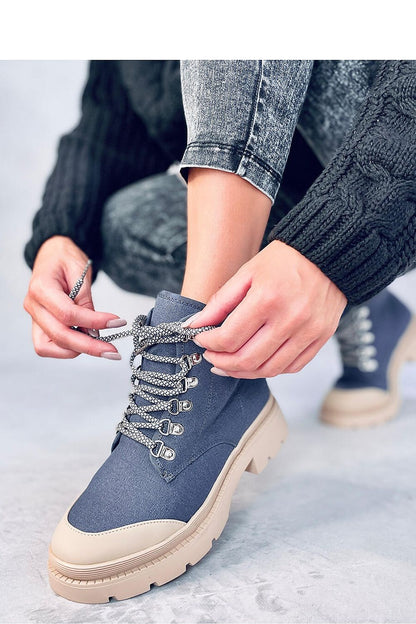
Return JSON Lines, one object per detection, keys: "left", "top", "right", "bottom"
{"left": 24, "top": 236, "right": 126, "bottom": 359}
{"left": 183, "top": 240, "right": 347, "bottom": 378}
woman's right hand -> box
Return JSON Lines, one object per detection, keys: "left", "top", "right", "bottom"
{"left": 24, "top": 236, "right": 126, "bottom": 359}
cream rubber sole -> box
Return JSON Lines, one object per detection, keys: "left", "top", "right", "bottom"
{"left": 48, "top": 393, "right": 287, "bottom": 603}
{"left": 320, "top": 316, "right": 416, "bottom": 428}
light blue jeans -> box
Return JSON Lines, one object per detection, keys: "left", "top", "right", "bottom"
{"left": 101, "top": 60, "right": 380, "bottom": 296}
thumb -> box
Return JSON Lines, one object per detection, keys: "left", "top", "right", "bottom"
{"left": 64, "top": 262, "right": 99, "bottom": 337}
{"left": 65, "top": 263, "right": 95, "bottom": 311}
{"left": 74, "top": 278, "right": 95, "bottom": 311}
{"left": 65, "top": 261, "right": 95, "bottom": 311}
{"left": 183, "top": 268, "right": 252, "bottom": 328}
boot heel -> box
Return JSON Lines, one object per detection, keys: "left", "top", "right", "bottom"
{"left": 406, "top": 317, "right": 416, "bottom": 361}
{"left": 245, "top": 400, "right": 288, "bottom": 475}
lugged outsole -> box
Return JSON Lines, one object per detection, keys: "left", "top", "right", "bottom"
{"left": 49, "top": 393, "right": 287, "bottom": 603}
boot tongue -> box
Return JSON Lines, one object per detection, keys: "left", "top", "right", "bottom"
{"left": 133, "top": 291, "right": 205, "bottom": 412}
{"left": 150, "top": 290, "right": 205, "bottom": 325}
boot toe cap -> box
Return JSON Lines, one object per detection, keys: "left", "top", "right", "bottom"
{"left": 320, "top": 387, "right": 398, "bottom": 427}
{"left": 51, "top": 511, "right": 185, "bottom": 566}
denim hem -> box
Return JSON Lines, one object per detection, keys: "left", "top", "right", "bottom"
{"left": 179, "top": 142, "right": 282, "bottom": 203}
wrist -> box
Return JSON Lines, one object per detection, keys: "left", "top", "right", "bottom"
{"left": 34, "top": 236, "right": 88, "bottom": 272}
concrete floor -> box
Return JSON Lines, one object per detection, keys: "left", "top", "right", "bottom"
{"left": 1, "top": 61, "right": 416, "bottom": 624}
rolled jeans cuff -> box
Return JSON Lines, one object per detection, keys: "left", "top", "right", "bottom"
{"left": 179, "top": 142, "right": 280, "bottom": 203}
{"left": 179, "top": 60, "right": 313, "bottom": 204}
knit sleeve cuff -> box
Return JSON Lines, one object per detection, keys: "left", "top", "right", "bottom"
{"left": 269, "top": 61, "right": 416, "bottom": 305}
{"left": 267, "top": 196, "right": 411, "bottom": 306}
{"left": 24, "top": 221, "right": 101, "bottom": 279}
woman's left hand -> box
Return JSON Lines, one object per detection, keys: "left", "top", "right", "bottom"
{"left": 182, "top": 240, "right": 347, "bottom": 378}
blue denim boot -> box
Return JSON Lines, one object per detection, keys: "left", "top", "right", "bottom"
{"left": 321, "top": 290, "right": 416, "bottom": 428}
{"left": 49, "top": 291, "right": 287, "bottom": 603}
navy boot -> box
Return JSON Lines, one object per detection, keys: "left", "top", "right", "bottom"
{"left": 49, "top": 291, "right": 287, "bottom": 603}
{"left": 321, "top": 290, "right": 416, "bottom": 428}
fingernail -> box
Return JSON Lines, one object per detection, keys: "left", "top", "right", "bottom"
{"left": 211, "top": 367, "right": 229, "bottom": 377}
{"left": 106, "top": 318, "right": 127, "bottom": 328}
{"left": 101, "top": 352, "right": 122, "bottom": 360}
{"left": 193, "top": 336, "right": 203, "bottom": 347}
{"left": 202, "top": 352, "right": 213, "bottom": 363}
{"left": 181, "top": 312, "right": 201, "bottom": 328}
{"left": 88, "top": 329, "right": 100, "bottom": 338}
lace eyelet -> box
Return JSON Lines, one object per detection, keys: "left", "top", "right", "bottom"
{"left": 158, "top": 418, "right": 184, "bottom": 436}
{"left": 180, "top": 376, "right": 199, "bottom": 392}
{"left": 172, "top": 422, "right": 184, "bottom": 434}
{"left": 179, "top": 353, "right": 203, "bottom": 373}
{"left": 151, "top": 440, "right": 175, "bottom": 461}
{"left": 357, "top": 306, "right": 370, "bottom": 319}
{"left": 168, "top": 398, "right": 193, "bottom": 415}
{"left": 361, "top": 331, "right": 375, "bottom": 344}
{"left": 179, "top": 354, "right": 192, "bottom": 372}
{"left": 358, "top": 359, "right": 379, "bottom": 372}
{"left": 168, "top": 398, "right": 180, "bottom": 415}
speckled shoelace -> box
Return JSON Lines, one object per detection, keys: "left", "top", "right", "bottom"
{"left": 69, "top": 260, "right": 215, "bottom": 460}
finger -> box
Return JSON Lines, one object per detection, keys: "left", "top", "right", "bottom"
{"left": 70, "top": 270, "right": 95, "bottom": 310}
{"left": 202, "top": 321, "right": 290, "bottom": 371}
{"left": 252, "top": 335, "right": 316, "bottom": 378}
{"left": 209, "top": 332, "right": 315, "bottom": 379}
{"left": 183, "top": 267, "right": 252, "bottom": 328}
{"left": 31, "top": 301, "right": 120, "bottom": 358}
{"left": 32, "top": 321, "right": 79, "bottom": 359}
{"left": 30, "top": 281, "right": 126, "bottom": 330}
{"left": 68, "top": 275, "right": 101, "bottom": 338}
{"left": 78, "top": 327, "right": 101, "bottom": 339}
{"left": 209, "top": 367, "right": 259, "bottom": 380}
{"left": 193, "top": 288, "right": 268, "bottom": 353}
{"left": 281, "top": 337, "right": 328, "bottom": 374}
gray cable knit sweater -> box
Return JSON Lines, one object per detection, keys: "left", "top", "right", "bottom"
{"left": 268, "top": 60, "right": 416, "bottom": 303}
